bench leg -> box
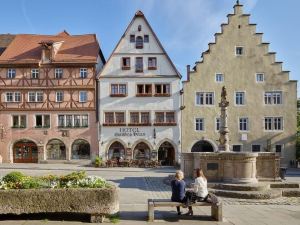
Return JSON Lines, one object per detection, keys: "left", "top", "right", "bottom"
{"left": 148, "top": 201, "right": 155, "bottom": 222}
{"left": 90, "top": 214, "right": 105, "bottom": 223}
{"left": 211, "top": 203, "right": 223, "bottom": 222}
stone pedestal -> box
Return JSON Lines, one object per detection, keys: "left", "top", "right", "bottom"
{"left": 37, "top": 144, "right": 44, "bottom": 163}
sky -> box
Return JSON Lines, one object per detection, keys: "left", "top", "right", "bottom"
{"left": 0, "top": 0, "right": 299, "bottom": 96}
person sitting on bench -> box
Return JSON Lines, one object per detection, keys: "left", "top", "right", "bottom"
{"left": 193, "top": 168, "right": 209, "bottom": 201}
{"left": 171, "top": 170, "right": 193, "bottom": 216}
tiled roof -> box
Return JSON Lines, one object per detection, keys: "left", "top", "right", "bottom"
{"left": 0, "top": 32, "right": 99, "bottom": 64}
{"left": 0, "top": 34, "right": 15, "bottom": 55}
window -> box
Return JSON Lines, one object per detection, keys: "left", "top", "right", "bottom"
{"left": 79, "top": 91, "right": 87, "bottom": 102}
{"left": 264, "top": 117, "right": 283, "bottom": 131}
{"left": 136, "top": 84, "right": 152, "bottom": 96}
{"left": 35, "top": 115, "right": 50, "bottom": 128}
{"left": 28, "top": 92, "right": 43, "bottom": 102}
{"left": 232, "top": 145, "right": 241, "bottom": 152}
{"left": 111, "top": 84, "right": 127, "bottom": 96}
{"left": 196, "top": 92, "right": 214, "bottom": 105}
{"left": 55, "top": 68, "right": 63, "bottom": 79}
{"left": 264, "top": 91, "right": 282, "bottom": 105}
{"left": 56, "top": 91, "right": 64, "bottom": 102}
{"left": 216, "top": 118, "right": 220, "bottom": 131}
{"left": 104, "top": 112, "right": 125, "bottom": 125}
{"left": 80, "top": 68, "right": 88, "bottom": 78}
{"left": 235, "top": 46, "right": 244, "bottom": 55}
{"left": 144, "top": 35, "right": 149, "bottom": 42}
{"left": 12, "top": 115, "right": 26, "bottom": 128}
{"left": 148, "top": 57, "right": 157, "bottom": 69}
{"left": 136, "top": 36, "right": 143, "bottom": 49}
{"left": 7, "top": 69, "right": 16, "bottom": 79}
{"left": 256, "top": 73, "right": 264, "bottom": 82}
{"left": 58, "top": 115, "right": 89, "bottom": 128}
{"left": 195, "top": 118, "right": 204, "bottom": 131}
{"left": 155, "top": 84, "right": 170, "bottom": 96}
{"left": 235, "top": 92, "right": 245, "bottom": 105}
{"left": 252, "top": 145, "right": 261, "bottom": 152}
{"left": 239, "top": 118, "right": 249, "bottom": 131}
{"left": 215, "top": 73, "right": 224, "bottom": 82}
{"left": 121, "top": 57, "right": 130, "bottom": 69}
{"left": 166, "top": 112, "right": 175, "bottom": 123}
{"left": 141, "top": 112, "right": 150, "bottom": 124}
{"left": 130, "top": 35, "right": 135, "bottom": 42}
{"left": 155, "top": 112, "right": 165, "bottom": 123}
{"left": 31, "top": 69, "right": 39, "bottom": 79}
{"left": 275, "top": 145, "right": 282, "bottom": 154}
{"left": 130, "top": 112, "right": 139, "bottom": 124}
{"left": 6, "top": 92, "right": 20, "bottom": 102}
{"left": 135, "top": 57, "right": 143, "bottom": 72}
{"left": 104, "top": 112, "right": 114, "bottom": 124}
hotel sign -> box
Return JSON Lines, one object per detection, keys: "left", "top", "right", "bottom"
{"left": 114, "top": 128, "right": 146, "bottom": 137}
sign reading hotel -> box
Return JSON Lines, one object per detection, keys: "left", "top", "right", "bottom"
{"left": 114, "top": 128, "right": 146, "bottom": 137}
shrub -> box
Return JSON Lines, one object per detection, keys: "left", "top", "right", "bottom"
{"left": 2, "top": 171, "right": 25, "bottom": 183}
{"left": 95, "top": 156, "right": 103, "bottom": 167}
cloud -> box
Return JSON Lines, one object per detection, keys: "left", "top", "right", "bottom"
{"left": 21, "top": 0, "right": 36, "bottom": 33}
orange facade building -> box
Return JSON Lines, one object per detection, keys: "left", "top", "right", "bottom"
{"left": 0, "top": 31, "right": 105, "bottom": 163}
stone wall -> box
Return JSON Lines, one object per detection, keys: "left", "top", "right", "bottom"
{"left": 181, "top": 152, "right": 280, "bottom": 183}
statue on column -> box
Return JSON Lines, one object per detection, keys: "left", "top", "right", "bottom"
{"left": 218, "top": 86, "right": 230, "bottom": 151}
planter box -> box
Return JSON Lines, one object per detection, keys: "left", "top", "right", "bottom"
{"left": 0, "top": 186, "right": 119, "bottom": 223}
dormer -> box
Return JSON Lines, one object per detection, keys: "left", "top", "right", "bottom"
{"left": 39, "top": 40, "right": 64, "bottom": 64}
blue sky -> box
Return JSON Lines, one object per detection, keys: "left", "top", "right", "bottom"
{"left": 0, "top": 0, "right": 299, "bottom": 95}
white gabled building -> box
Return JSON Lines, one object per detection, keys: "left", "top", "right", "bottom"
{"left": 98, "top": 11, "right": 181, "bottom": 165}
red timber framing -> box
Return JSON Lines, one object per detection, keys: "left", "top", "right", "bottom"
{"left": 0, "top": 65, "right": 96, "bottom": 111}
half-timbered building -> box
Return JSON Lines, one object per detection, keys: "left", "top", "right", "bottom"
{"left": 0, "top": 31, "right": 105, "bottom": 163}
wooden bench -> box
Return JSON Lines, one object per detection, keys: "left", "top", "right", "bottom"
{"left": 148, "top": 194, "right": 222, "bottom": 222}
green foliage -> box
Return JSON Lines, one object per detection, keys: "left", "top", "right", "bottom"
{"left": 94, "top": 156, "right": 103, "bottom": 167}
{"left": 109, "top": 214, "right": 120, "bottom": 224}
{"left": 2, "top": 171, "right": 25, "bottom": 183}
{"left": 0, "top": 171, "right": 108, "bottom": 190}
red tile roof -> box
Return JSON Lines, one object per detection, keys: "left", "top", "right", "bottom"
{"left": 0, "top": 32, "right": 100, "bottom": 64}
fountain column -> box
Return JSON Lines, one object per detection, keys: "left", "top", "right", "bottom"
{"left": 218, "top": 86, "right": 230, "bottom": 152}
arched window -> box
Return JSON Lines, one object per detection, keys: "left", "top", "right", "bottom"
{"left": 191, "top": 140, "right": 214, "bottom": 152}
{"left": 136, "top": 36, "right": 143, "bottom": 49}
{"left": 71, "top": 139, "right": 90, "bottom": 159}
{"left": 108, "top": 141, "right": 125, "bottom": 160}
{"left": 133, "top": 142, "right": 150, "bottom": 160}
{"left": 46, "top": 139, "right": 66, "bottom": 160}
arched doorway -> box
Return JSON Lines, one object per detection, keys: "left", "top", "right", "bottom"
{"left": 158, "top": 141, "right": 175, "bottom": 166}
{"left": 191, "top": 140, "right": 214, "bottom": 152}
{"left": 108, "top": 141, "right": 125, "bottom": 160}
{"left": 13, "top": 139, "right": 38, "bottom": 163}
{"left": 46, "top": 139, "right": 66, "bottom": 160}
{"left": 71, "top": 139, "right": 90, "bottom": 159}
{"left": 133, "top": 142, "right": 151, "bottom": 160}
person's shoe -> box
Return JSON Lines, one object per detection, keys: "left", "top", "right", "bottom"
{"left": 177, "top": 211, "right": 182, "bottom": 216}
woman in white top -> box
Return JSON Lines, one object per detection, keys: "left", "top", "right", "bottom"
{"left": 193, "top": 168, "right": 209, "bottom": 200}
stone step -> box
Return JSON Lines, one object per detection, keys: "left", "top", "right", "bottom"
{"left": 270, "top": 183, "right": 300, "bottom": 189}
{"left": 210, "top": 189, "right": 282, "bottom": 199}
{"left": 282, "top": 189, "right": 300, "bottom": 197}
{"left": 210, "top": 183, "right": 270, "bottom": 192}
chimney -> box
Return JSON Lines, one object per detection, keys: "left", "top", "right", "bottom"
{"left": 186, "top": 65, "right": 191, "bottom": 81}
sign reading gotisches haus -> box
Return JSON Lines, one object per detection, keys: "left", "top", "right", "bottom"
{"left": 114, "top": 128, "right": 146, "bottom": 137}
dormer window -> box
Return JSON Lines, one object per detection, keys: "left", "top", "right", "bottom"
{"left": 144, "top": 35, "right": 149, "bottom": 43}
{"left": 130, "top": 35, "right": 135, "bottom": 43}
{"left": 136, "top": 36, "right": 143, "bottom": 49}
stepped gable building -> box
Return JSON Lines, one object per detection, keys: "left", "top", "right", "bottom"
{"left": 182, "top": 2, "right": 297, "bottom": 166}
{"left": 98, "top": 11, "right": 181, "bottom": 165}
{"left": 0, "top": 31, "right": 105, "bottom": 163}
